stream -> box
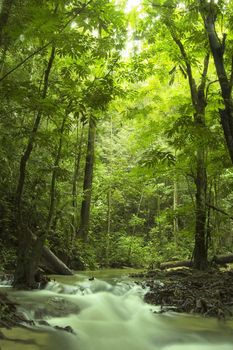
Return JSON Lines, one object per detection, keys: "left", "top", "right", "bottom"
{"left": 1, "top": 269, "right": 233, "bottom": 350}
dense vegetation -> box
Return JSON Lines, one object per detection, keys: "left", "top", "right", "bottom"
{"left": 0, "top": 0, "right": 233, "bottom": 287}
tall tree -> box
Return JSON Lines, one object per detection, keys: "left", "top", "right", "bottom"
{"left": 168, "top": 25, "right": 210, "bottom": 269}
{"left": 13, "top": 46, "right": 56, "bottom": 288}
{"left": 141, "top": 0, "right": 211, "bottom": 268}
{"left": 78, "top": 116, "right": 96, "bottom": 241}
{"left": 199, "top": 0, "right": 233, "bottom": 164}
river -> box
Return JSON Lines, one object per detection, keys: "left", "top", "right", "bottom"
{"left": 0, "top": 269, "right": 233, "bottom": 350}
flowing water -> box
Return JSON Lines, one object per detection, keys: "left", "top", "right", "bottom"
{"left": 0, "top": 269, "right": 233, "bottom": 350}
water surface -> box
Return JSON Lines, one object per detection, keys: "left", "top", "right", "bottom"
{"left": 0, "top": 269, "right": 233, "bottom": 350}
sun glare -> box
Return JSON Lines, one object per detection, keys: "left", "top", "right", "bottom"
{"left": 125, "top": 0, "right": 142, "bottom": 12}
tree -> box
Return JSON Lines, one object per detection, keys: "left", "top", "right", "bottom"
{"left": 78, "top": 115, "right": 96, "bottom": 241}
{"left": 1, "top": 0, "right": 233, "bottom": 279}
{"left": 199, "top": 0, "right": 233, "bottom": 164}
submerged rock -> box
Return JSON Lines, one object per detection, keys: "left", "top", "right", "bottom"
{"left": 54, "top": 325, "right": 76, "bottom": 334}
{"left": 0, "top": 292, "right": 29, "bottom": 328}
{"left": 34, "top": 297, "right": 80, "bottom": 319}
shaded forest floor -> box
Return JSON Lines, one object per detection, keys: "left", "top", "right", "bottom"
{"left": 133, "top": 268, "right": 233, "bottom": 319}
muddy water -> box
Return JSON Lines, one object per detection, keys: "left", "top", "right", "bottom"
{"left": 0, "top": 269, "right": 233, "bottom": 350}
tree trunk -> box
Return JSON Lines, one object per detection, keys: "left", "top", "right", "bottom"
{"left": 0, "top": 0, "right": 14, "bottom": 47}
{"left": 41, "top": 246, "right": 73, "bottom": 275}
{"left": 160, "top": 260, "right": 193, "bottom": 270}
{"left": 78, "top": 116, "right": 96, "bottom": 241}
{"left": 159, "top": 253, "right": 233, "bottom": 270}
{"left": 47, "top": 114, "right": 67, "bottom": 235}
{"left": 200, "top": 1, "right": 233, "bottom": 163}
{"left": 167, "top": 24, "right": 209, "bottom": 270}
{"left": 192, "top": 55, "right": 209, "bottom": 270}
{"left": 13, "top": 227, "right": 45, "bottom": 288}
{"left": 105, "top": 115, "right": 113, "bottom": 265}
{"left": 30, "top": 113, "right": 68, "bottom": 277}
{"left": 14, "top": 47, "right": 56, "bottom": 288}
{"left": 212, "top": 254, "right": 233, "bottom": 265}
{"left": 132, "top": 191, "right": 144, "bottom": 235}
{"left": 72, "top": 120, "right": 84, "bottom": 236}
{"left": 193, "top": 147, "right": 207, "bottom": 269}
{"left": 173, "top": 176, "right": 179, "bottom": 241}
{"left": 15, "top": 46, "right": 56, "bottom": 223}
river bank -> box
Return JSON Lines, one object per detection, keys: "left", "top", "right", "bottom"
{"left": 134, "top": 268, "right": 233, "bottom": 319}
{"left": 1, "top": 269, "right": 233, "bottom": 350}
{"left": 1, "top": 267, "right": 233, "bottom": 330}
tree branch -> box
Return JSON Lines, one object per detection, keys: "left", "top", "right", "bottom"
{"left": 200, "top": 53, "right": 210, "bottom": 88}
{"left": 165, "top": 21, "right": 198, "bottom": 107}
{"left": 0, "top": 0, "right": 94, "bottom": 83}
{"left": 205, "top": 79, "right": 219, "bottom": 100}
{"left": 197, "top": 53, "right": 210, "bottom": 102}
{"left": 206, "top": 202, "right": 233, "bottom": 220}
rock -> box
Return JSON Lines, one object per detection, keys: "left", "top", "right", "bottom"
{"left": 34, "top": 297, "right": 80, "bottom": 319}
{"left": 54, "top": 325, "right": 76, "bottom": 334}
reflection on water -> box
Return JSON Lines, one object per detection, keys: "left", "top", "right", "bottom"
{"left": 0, "top": 269, "right": 233, "bottom": 350}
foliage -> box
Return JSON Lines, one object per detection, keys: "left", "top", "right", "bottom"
{"left": 0, "top": 0, "right": 233, "bottom": 275}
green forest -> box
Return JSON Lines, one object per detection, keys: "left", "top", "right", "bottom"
{"left": 1, "top": 0, "right": 233, "bottom": 290}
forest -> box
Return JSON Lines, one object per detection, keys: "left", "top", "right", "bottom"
{"left": 0, "top": 0, "right": 233, "bottom": 290}
{"left": 2, "top": 0, "right": 233, "bottom": 349}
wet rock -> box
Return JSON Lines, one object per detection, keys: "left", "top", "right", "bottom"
{"left": 0, "top": 292, "right": 26, "bottom": 328}
{"left": 34, "top": 297, "right": 80, "bottom": 319}
{"left": 35, "top": 270, "right": 51, "bottom": 288}
{"left": 54, "top": 325, "right": 76, "bottom": 334}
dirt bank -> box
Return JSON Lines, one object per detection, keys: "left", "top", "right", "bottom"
{"left": 134, "top": 268, "right": 233, "bottom": 319}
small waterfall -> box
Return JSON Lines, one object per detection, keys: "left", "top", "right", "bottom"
{"left": 0, "top": 274, "right": 13, "bottom": 287}
{"left": 1, "top": 272, "right": 233, "bottom": 350}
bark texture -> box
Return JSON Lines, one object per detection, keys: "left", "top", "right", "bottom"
{"left": 167, "top": 20, "right": 209, "bottom": 270}
{"left": 200, "top": 0, "right": 233, "bottom": 163}
{"left": 41, "top": 246, "right": 73, "bottom": 275}
{"left": 78, "top": 117, "right": 96, "bottom": 241}
{"left": 0, "top": 0, "right": 14, "bottom": 47}
{"left": 14, "top": 47, "right": 56, "bottom": 288}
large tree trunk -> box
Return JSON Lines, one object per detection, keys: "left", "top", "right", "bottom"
{"left": 159, "top": 253, "right": 233, "bottom": 270}
{"left": 200, "top": 1, "right": 233, "bottom": 163}
{"left": 13, "top": 227, "right": 45, "bottom": 288}
{"left": 193, "top": 148, "right": 207, "bottom": 269}
{"left": 13, "top": 231, "right": 73, "bottom": 288}
{"left": 14, "top": 47, "right": 56, "bottom": 289}
{"left": 41, "top": 246, "right": 73, "bottom": 275}
{"left": 33, "top": 114, "right": 68, "bottom": 276}
{"left": 167, "top": 23, "right": 209, "bottom": 270}
{"left": 78, "top": 117, "right": 96, "bottom": 241}
{"left": 160, "top": 260, "right": 193, "bottom": 270}
{"left": 212, "top": 254, "right": 233, "bottom": 265}
{"left": 192, "top": 56, "right": 209, "bottom": 270}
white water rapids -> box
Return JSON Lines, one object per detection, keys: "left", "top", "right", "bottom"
{"left": 1, "top": 270, "right": 233, "bottom": 350}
